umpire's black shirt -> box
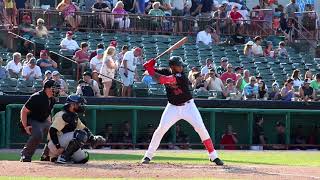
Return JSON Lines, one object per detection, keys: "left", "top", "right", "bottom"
{"left": 25, "top": 90, "right": 55, "bottom": 122}
{"left": 156, "top": 68, "right": 192, "bottom": 105}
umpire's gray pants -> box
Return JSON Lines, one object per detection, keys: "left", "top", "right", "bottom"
{"left": 21, "top": 119, "right": 50, "bottom": 159}
{"left": 48, "top": 132, "right": 87, "bottom": 162}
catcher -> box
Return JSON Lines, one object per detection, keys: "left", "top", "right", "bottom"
{"left": 47, "top": 94, "right": 105, "bottom": 164}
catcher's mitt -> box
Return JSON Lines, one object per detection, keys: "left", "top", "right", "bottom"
{"left": 89, "top": 135, "right": 106, "bottom": 149}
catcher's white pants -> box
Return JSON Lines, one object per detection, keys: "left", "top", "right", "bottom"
{"left": 48, "top": 132, "right": 87, "bottom": 162}
{"left": 144, "top": 99, "right": 213, "bottom": 159}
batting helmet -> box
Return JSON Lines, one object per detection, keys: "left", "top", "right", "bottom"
{"left": 169, "top": 56, "right": 183, "bottom": 67}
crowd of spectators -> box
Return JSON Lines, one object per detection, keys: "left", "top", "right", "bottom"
{"left": 0, "top": 0, "right": 318, "bottom": 39}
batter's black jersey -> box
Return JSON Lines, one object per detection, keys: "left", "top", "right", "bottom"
{"left": 156, "top": 68, "right": 193, "bottom": 105}
{"left": 24, "top": 90, "right": 55, "bottom": 122}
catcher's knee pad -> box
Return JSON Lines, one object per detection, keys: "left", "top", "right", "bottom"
{"left": 74, "top": 129, "right": 88, "bottom": 144}
{"left": 74, "top": 151, "right": 89, "bottom": 164}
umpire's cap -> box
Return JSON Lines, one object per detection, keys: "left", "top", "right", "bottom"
{"left": 169, "top": 56, "right": 183, "bottom": 67}
{"left": 65, "top": 94, "right": 87, "bottom": 105}
{"left": 43, "top": 79, "right": 59, "bottom": 89}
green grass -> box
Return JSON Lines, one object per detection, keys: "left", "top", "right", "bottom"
{"left": 0, "top": 151, "right": 320, "bottom": 167}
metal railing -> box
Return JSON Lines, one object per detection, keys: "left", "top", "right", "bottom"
{"left": 17, "top": 9, "right": 274, "bottom": 37}
{"left": 49, "top": 51, "right": 80, "bottom": 80}
{"left": 8, "top": 31, "right": 36, "bottom": 53}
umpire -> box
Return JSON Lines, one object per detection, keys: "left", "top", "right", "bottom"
{"left": 20, "top": 79, "right": 59, "bottom": 162}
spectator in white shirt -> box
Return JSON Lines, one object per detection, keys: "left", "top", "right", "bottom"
{"left": 6, "top": 52, "right": 22, "bottom": 78}
{"left": 205, "top": 69, "right": 224, "bottom": 92}
{"left": 60, "top": 31, "right": 79, "bottom": 52}
{"left": 90, "top": 48, "right": 104, "bottom": 86}
{"left": 291, "top": 69, "right": 302, "bottom": 88}
{"left": 196, "top": 26, "right": 213, "bottom": 45}
{"left": 22, "top": 58, "right": 42, "bottom": 81}
{"left": 201, "top": 58, "right": 214, "bottom": 76}
{"left": 252, "top": 36, "right": 263, "bottom": 57}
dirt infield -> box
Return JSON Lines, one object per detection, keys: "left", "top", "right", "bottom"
{"left": 1, "top": 161, "right": 320, "bottom": 179}
{"left": 0, "top": 150, "right": 320, "bottom": 179}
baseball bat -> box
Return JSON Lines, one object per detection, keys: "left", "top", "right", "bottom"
{"left": 154, "top": 37, "right": 188, "bottom": 60}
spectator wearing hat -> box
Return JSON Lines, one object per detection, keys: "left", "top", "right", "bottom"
{"left": 243, "top": 41, "right": 254, "bottom": 57}
{"left": 272, "top": 121, "right": 287, "bottom": 150}
{"left": 220, "top": 64, "right": 237, "bottom": 85}
{"left": 99, "top": 46, "right": 117, "bottom": 97}
{"left": 22, "top": 58, "right": 42, "bottom": 81}
{"left": 299, "top": 79, "right": 315, "bottom": 102}
{"left": 268, "top": 82, "right": 281, "bottom": 100}
{"left": 243, "top": 76, "right": 258, "bottom": 100}
{"left": 43, "top": 70, "right": 52, "bottom": 83}
{"left": 216, "top": 57, "right": 228, "bottom": 76}
{"left": 76, "top": 71, "right": 101, "bottom": 97}
{"left": 280, "top": 78, "right": 295, "bottom": 101}
{"left": 60, "top": 31, "right": 79, "bottom": 52}
{"left": 204, "top": 69, "right": 224, "bottom": 92}
{"left": 200, "top": 58, "right": 214, "bottom": 77}
{"left": 52, "top": 71, "right": 68, "bottom": 96}
{"left": 236, "top": 69, "right": 250, "bottom": 92}
{"left": 37, "top": 50, "right": 58, "bottom": 74}
{"left": 119, "top": 47, "right": 142, "bottom": 97}
{"left": 0, "top": 57, "right": 9, "bottom": 80}
{"left": 252, "top": 36, "right": 263, "bottom": 57}
{"left": 196, "top": 26, "right": 214, "bottom": 45}
{"left": 89, "top": 43, "right": 105, "bottom": 60}
{"left": 223, "top": 78, "right": 240, "bottom": 99}
{"left": 35, "top": 18, "right": 48, "bottom": 38}
{"left": 56, "top": 0, "right": 81, "bottom": 30}
{"left": 74, "top": 42, "right": 90, "bottom": 76}
{"left": 4, "top": 0, "right": 17, "bottom": 26}
{"left": 90, "top": 48, "right": 104, "bottom": 85}
{"left": 19, "top": 15, "right": 35, "bottom": 38}
{"left": 6, "top": 52, "right": 22, "bottom": 78}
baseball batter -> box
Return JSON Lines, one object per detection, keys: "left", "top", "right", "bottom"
{"left": 141, "top": 56, "right": 224, "bottom": 165}
{"left": 47, "top": 95, "right": 105, "bottom": 163}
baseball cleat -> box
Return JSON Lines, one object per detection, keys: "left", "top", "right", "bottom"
{"left": 141, "top": 157, "right": 151, "bottom": 164}
{"left": 56, "top": 155, "right": 68, "bottom": 164}
{"left": 40, "top": 155, "right": 50, "bottom": 161}
{"left": 20, "top": 156, "right": 31, "bottom": 162}
{"left": 212, "top": 158, "right": 224, "bottom": 166}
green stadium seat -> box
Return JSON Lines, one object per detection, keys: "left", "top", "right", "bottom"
{"left": 133, "top": 82, "right": 148, "bottom": 97}
{"left": 66, "top": 79, "right": 77, "bottom": 94}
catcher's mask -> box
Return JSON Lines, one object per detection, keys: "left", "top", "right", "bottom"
{"left": 65, "top": 94, "right": 87, "bottom": 113}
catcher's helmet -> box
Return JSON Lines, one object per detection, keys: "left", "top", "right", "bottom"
{"left": 169, "top": 56, "right": 183, "bottom": 67}
{"left": 65, "top": 94, "right": 86, "bottom": 105}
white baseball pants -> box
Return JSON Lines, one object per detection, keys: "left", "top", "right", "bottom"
{"left": 144, "top": 99, "right": 218, "bottom": 160}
